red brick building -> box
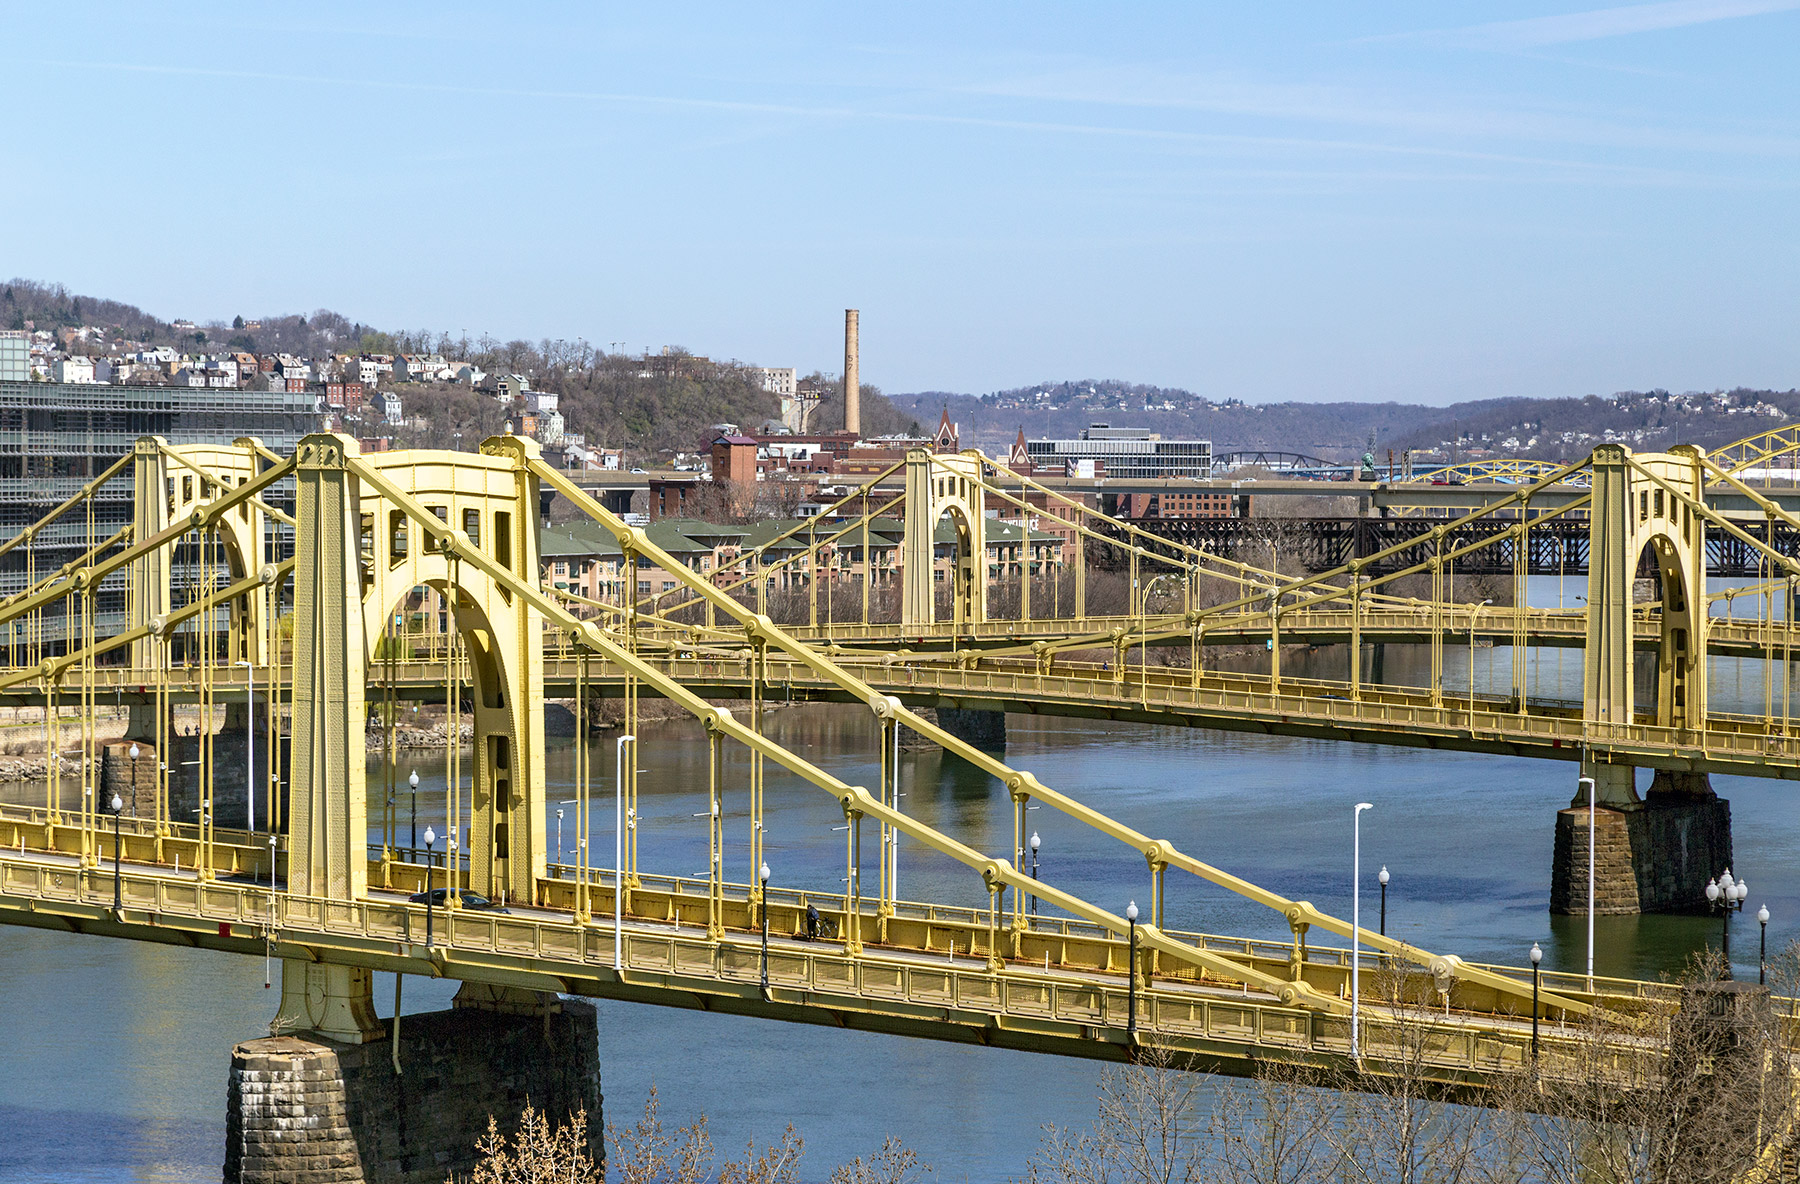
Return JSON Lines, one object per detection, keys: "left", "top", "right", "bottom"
{"left": 712, "top": 435, "right": 759, "bottom": 485}
{"left": 320, "top": 379, "right": 365, "bottom": 409}
{"left": 1118, "top": 491, "right": 1244, "bottom": 518}
{"left": 649, "top": 476, "right": 704, "bottom": 520}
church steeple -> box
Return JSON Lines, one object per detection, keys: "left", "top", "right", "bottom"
{"left": 931, "top": 407, "right": 959, "bottom": 453}
{"left": 1008, "top": 426, "right": 1030, "bottom": 468}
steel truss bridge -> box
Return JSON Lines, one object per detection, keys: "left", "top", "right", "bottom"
{"left": 1107, "top": 512, "right": 1800, "bottom": 579}
{"left": 8, "top": 425, "right": 1800, "bottom": 1146}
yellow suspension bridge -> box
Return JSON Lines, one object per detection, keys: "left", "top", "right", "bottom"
{"left": 6, "top": 426, "right": 1800, "bottom": 1113}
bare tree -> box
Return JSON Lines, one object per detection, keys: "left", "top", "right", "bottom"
{"left": 829, "top": 1138, "right": 931, "bottom": 1184}
{"left": 606, "top": 1087, "right": 716, "bottom": 1184}
{"left": 1201, "top": 1068, "right": 1335, "bottom": 1184}
{"left": 1485, "top": 949, "right": 1795, "bottom": 1184}
{"left": 600, "top": 1088, "right": 918, "bottom": 1184}
{"left": 1023, "top": 1048, "right": 1209, "bottom": 1184}
{"left": 1024, "top": 975, "right": 1498, "bottom": 1184}
{"left": 1318, "top": 980, "right": 1493, "bottom": 1184}
{"left": 463, "top": 1103, "right": 602, "bottom": 1184}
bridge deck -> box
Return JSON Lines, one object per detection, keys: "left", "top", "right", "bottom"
{"left": 779, "top": 606, "right": 1797, "bottom": 660}
{"left": 0, "top": 805, "right": 1694, "bottom": 1090}
{"left": 12, "top": 603, "right": 1800, "bottom": 777}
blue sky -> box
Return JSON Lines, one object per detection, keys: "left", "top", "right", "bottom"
{"left": 9, "top": 2, "right": 1798, "bottom": 404}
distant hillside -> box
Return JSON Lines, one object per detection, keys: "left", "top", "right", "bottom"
{"left": 4, "top": 277, "right": 913, "bottom": 455}
{"left": 892, "top": 379, "right": 1800, "bottom": 463}
{"left": 1380, "top": 388, "right": 1800, "bottom": 462}
{"left": 17, "top": 277, "right": 1793, "bottom": 463}
{"left": 2, "top": 278, "right": 380, "bottom": 358}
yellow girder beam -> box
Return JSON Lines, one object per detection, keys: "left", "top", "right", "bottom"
{"left": 0, "top": 561, "right": 293, "bottom": 693}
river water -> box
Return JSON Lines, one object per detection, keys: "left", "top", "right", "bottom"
{"left": 4, "top": 575, "right": 1800, "bottom": 1182}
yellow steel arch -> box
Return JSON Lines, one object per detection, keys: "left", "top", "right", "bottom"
{"left": 1712, "top": 422, "right": 1800, "bottom": 476}
{"left": 1408, "top": 458, "right": 1588, "bottom": 486}
{"left": 151, "top": 439, "right": 273, "bottom": 667}
{"left": 1584, "top": 447, "right": 1708, "bottom": 746}
{"left": 1407, "top": 421, "right": 1800, "bottom": 487}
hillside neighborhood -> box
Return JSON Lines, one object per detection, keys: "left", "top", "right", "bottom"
{"left": 7, "top": 278, "right": 1797, "bottom": 483}
{"left": 5, "top": 323, "right": 638, "bottom": 471}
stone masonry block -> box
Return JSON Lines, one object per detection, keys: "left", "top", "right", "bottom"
{"left": 225, "top": 1000, "right": 602, "bottom": 1184}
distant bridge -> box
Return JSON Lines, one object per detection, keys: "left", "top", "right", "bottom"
{"left": 1103, "top": 513, "right": 1800, "bottom": 578}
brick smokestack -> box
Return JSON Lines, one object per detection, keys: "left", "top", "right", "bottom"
{"left": 843, "top": 308, "right": 860, "bottom": 436}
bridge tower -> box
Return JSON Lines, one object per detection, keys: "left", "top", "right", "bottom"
{"left": 287, "top": 432, "right": 548, "bottom": 908}
{"left": 125, "top": 437, "right": 273, "bottom": 823}
{"left": 131, "top": 438, "right": 273, "bottom": 667}
{"left": 902, "top": 448, "right": 987, "bottom": 627}
{"left": 1584, "top": 444, "right": 1709, "bottom": 750}
{"left": 1556, "top": 444, "right": 1729, "bottom": 914}
{"left": 283, "top": 432, "right": 549, "bottom": 1039}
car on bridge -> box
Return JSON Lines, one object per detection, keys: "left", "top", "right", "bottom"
{"left": 407, "top": 888, "right": 510, "bottom": 913}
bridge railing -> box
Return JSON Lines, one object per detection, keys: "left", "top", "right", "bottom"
{"left": 559, "top": 862, "right": 1689, "bottom": 1009}
{"left": 1, "top": 803, "right": 274, "bottom": 879}
{"left": 0, "top": 847, "right": 1691, "bottom": 1085}
{"left": 631, "top": 651, "right": 1800, "bottom": 777}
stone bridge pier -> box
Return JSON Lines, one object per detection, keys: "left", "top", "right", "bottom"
{"left": 900, "top": 706, "right": 1007, "bottom": 752}
{"left": 1550, "top": 763, "right": 1731, "bottom": 915}
{"left": 110, "top": 705, "right": 290, "bottom": 831}
{"left": 225, "top": 970, "right": 602, "bottom": 1184}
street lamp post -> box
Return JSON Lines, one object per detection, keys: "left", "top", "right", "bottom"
{"left": 1125, "top": 900, "right": 1139, "bottom": 1046}
{"left": 615, "top": 733, "right": 634, "bottom": 972}
{"left": 556, "top": 807, "right": 564, "bottom": 865}
{"left": 236, "top": 660, "right": 254, "bottom": 832}
{"left": 1353, "top": 802, "right": 1374, "bottom": 1059}
{"left": 1529, "top": 942, "right": 1543, "bottom": 1064}
{"left": 759, "top": 861, "right": 771, "bottom": 993}
{"left": 423, "top": 826, "right": 437, "bottom": 948}
{"left": 1706, "top": 869, "right": 1749, "bottom": 977}
{"left": 1707, "top": 876, "right": 1727, "bottom": 964}
{"left": 1029, "top": 832, "right": 1041, "bottom": 917}
{"left": 1760, "top": 905, "right": 1772, "bottom": 985}
{"left": 128, "top": 743, "right": 140, "bottom": 818}
{"left": 1378, "top": 865, "right": 1389, "bottom": 936}
{"left": 1578, "top": 774, "right": 1595, "bottom": 989}
{"left": 408, "top": 770, "right": 419, "bottom": 854}
{"left": 111, "top": 791, "right": 124, "bottom": 914}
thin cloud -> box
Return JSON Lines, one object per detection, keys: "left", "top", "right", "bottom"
{"left": 1379, "top": 0, "right": 1800, "bottom": 48}
{"left": 955, "top": 65, "right": 1800, "bottom": 160}
{"left": 32, "top": 56, "right": 1693, "bottom": 178}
